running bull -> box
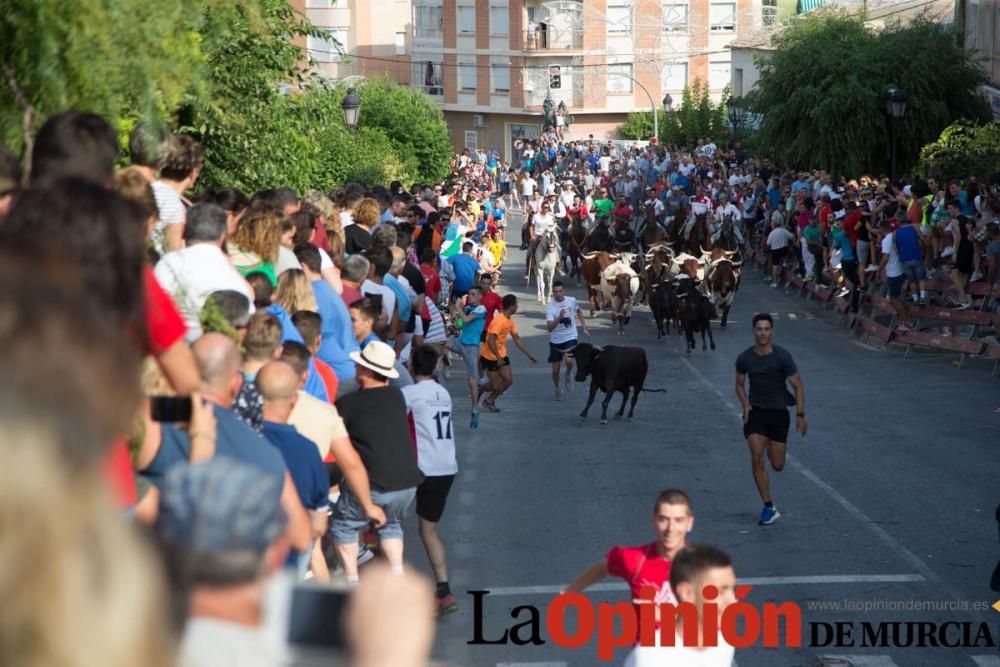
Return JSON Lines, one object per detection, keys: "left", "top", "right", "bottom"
{"left": 570, "top": 343, "right": 666, "bottom": 425}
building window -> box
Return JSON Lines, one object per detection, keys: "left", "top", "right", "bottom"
{"left": 607, "top": 4, "right": 632, "bottom": 35}
{"left": 733, "top": 67, "right": 743, "bottom": 96}
{"left": 459, "top": 62, "right": 477, "bottom": 91}
{"left": 709, "top": 2, "right": 736, "bottom": 31}
{"left": 661, "top": 62, "right": 687, "bottom": 90}
{"left": 607, "top": 63, "right": 634, "bottom": 93}
{"left": 415, "top": 5, "right": 443, "bottom": 38}
{"left": 464, "top": 130, "right": 479, "bottom": 151}
{"left": 709, "top": 60, "right": 731, "bottom": 89}
{"left": 662, "top": 2, "right": 689, "bottom": 32}
{"left": 414, "top": 61, "right": 443, "bottom": 95}
{"left": 458, "top": 6, "right": 476, "bottom": 34}
{"left": 308, "top": 27, "right": 347, "bottom": 63}
{"left": 965, "top": 1, "right": 977, "bottom": 49}
{"left": 395, "top": 32, "right": 406, "bottom": 55}
{"left": 490, "top": 5, "right": 510, "bottom": 35}
{"left": 492, "top": 63, "right": 510, "bottom": 93}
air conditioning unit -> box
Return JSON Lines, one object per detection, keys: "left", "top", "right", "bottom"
{"left": 472, "top": 114, "right": 487, "bottom": 128}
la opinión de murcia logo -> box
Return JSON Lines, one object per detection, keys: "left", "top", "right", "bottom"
{"left": 467, "top": 589, "right": 998, "bottom": 661}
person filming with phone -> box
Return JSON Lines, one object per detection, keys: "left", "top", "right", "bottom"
{"left": 544, "top": 280, "right": 590, "bottom": 401}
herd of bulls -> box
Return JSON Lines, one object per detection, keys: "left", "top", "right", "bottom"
{"left": 577, "top": 243, "right": 743, "bottom": 354}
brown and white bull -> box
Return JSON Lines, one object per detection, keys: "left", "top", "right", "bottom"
{"left": 600, "top": 256, "right": 640, "bottom": 336}
{"left": 705, "top": 250, "right": 742, "bottom": 328}
{"left": 579, "top": 251, "right": 618, "bottom": 317}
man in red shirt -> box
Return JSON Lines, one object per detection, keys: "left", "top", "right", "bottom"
{"left": 478, "top": 273, "right": 503, "bottom": 329}
{"left": 565, "top": 488, "right": 694, "bottom": 611}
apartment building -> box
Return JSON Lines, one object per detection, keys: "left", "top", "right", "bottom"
{"left": 410, "top": 0, "right": 766, "bottom": 159}
{"left": 958, "top": 0, "right": 1000, "bottom": 117}
{"left": 295, "top": 0, "right": 411, "bottom": 84}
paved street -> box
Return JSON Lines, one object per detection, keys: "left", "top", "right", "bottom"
{"left": 404, "top": 218, "right": 1000, "bottom": 667}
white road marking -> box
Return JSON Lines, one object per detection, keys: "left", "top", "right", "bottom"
{"left": 972, "top": 657, "right": 1000, "bottom": 667}
{"left": 817, "top": 656, "right": 899, "bottom": 666}
{"left": 476, "top": 574, "right": 924, "bottom": 596}
{"left": 675, "top": 353, "right": 944, "bottom": 587}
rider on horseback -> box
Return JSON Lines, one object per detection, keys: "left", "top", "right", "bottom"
{"left": 525, "top": 196, "right": 560, "bottom": 278}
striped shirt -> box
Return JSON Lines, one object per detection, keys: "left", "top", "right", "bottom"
{"left": 151, "top": 181, "right": 187, "bottom": 254}
{"left": 421, "top": 297, "right": 447, "bottom": 344}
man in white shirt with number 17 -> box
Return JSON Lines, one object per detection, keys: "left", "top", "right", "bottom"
{"left": 545, "top": 280, "right": 591, "bottom": 401}
{"left": 402, "top": 344, "right": 460, "bottom": 618}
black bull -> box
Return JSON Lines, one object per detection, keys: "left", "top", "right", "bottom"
{"left": 569, "top": 343, "right": 666, "bottom": 424}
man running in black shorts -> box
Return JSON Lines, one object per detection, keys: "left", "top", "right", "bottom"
{"left": 735, "top": 313, "right": 807, "bottom": 525}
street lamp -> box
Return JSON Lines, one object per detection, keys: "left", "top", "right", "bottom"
{"left": 662, "top": 94, "right": 673, "bottom": 113}
{"left": 341, "top": 87, "right": 361, "bottom": 131}
{"left": 727, "top": 97, "right": 743, "bottom": 138}
{"left": 885, "top": 87, "right": 908, "bottom": 183}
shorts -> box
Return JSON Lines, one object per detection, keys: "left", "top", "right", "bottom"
{"left": 887, "top": 274, "right": 905, "bottom": 299}
{"left": 548, "top": 339, "right": 577, "bottom": 363}
{"left": 769, "top": 247, "right": 787, "bottom": 265}
{"left": 481, "top": 355, "right": 510, "bottom": 372}
{"left": 901, "top": 260, "right": 926, "bottom": 282}
{"left": 459, "top": 343, "right": 480, "bottom": 377}
{"left": 416, "top": 474, "right": 456, "bottom": 523}
{"left": 501, "top": 182, "right": 511, "bottom": 194}
{"left": 743, "top": 407, "right": 790, "bottom": 443}
{"left": 331, "top": 486, "right": 416, "bottom": 544}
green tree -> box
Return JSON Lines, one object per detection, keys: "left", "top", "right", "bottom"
{"left": 0, "top": 0, "right": 212, "bottom": 157}
{"left": 618, "top": 79, "right": 729, "bottom": 147}
{"left": 746, "top": 12, "right": 989, "bottom": 177}
{"left": 917, "top": 120, "right": 1000, "bottom": 182}
{"left": 338, "top": 77, "right": 453, "bottom": 184}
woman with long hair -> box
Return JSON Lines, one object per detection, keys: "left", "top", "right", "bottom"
{"left": 274, "top": 268, "right": 318, "bottom": 314}
{"left": 228, "top": 205, "right": 282, "bottom": 285}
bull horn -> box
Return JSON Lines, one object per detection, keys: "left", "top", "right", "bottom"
{"left": 582, "top": 252, "right": 597, "bottom": 259}
{"left": 724, "top": 250, "right": 737, "bottom": 258}
{"left": 700, "top": 246, "right": 712, "bottom": 256}
{"left": 732, "top": 260, "right": 743, "bottom": 267}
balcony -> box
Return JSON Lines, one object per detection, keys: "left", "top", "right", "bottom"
{"left": 523, "top": 0, "right": 583, "bottom": 52}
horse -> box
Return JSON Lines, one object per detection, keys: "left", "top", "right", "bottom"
{"left": 584, "top": 217, "right": 614, "bottom": 253}
{"left": 634, "top": 201, "right": 662, "bottom": 253}
{"left": 713, "top": 216, "right": 744, "bottom": 253}
{"left": 686, "top": 213, "right": 712, "bottom": 257}
{"left": 666, "top": 205, "right": 690, "bottom": 252}
{"left": 565, "top": 212, "right": 588, "bottom": 282}
{"left": 532, "top": 229, "right": 560, "bottom": 305}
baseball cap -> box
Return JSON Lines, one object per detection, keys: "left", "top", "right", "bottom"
{"left": 156, "top": 459, "right": 287, "bottom": 555}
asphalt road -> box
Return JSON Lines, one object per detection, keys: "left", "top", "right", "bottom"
{"left": 402, "top": 213, "right": 1000, "bottom": 667}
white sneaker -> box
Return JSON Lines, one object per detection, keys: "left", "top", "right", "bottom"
{"left": 865, "top": 264, "right": 879, "bottom": 273}
{"left": 970, "top": 270, "right": 983, "bottom": 282}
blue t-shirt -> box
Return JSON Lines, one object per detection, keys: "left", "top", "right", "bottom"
{"left": 268, "top": 304, "right": 304, "bottom": 345}
{"left": 311, "top": 280, "right": 360, "bottom": 381}
{"left": 260, "top": 422, "right": 328, "bottom": 510}
{"left": 833, "top": 230, "right": 856, "bottom": 261}
{"left": 141, "top": 404, "right": 286, "bottom": 489}
{"left": 448, "top": 254, "right": 480, "bottom": 293}
{"left": 384, "top": 274, "right": 411, "bottom": 323}
{"left": 894, "top": 225, "right": 923, "bottom": 263}
{"left": 459, "top": 304, "right": 487, "bottom": 345}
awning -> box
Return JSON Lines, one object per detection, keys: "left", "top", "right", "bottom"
{"left": 797, "top": 0, "right": 826, "bottom": 13}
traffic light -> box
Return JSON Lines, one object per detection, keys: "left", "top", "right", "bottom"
{"left": 549, "top": 65, "right": 561, "bottom": 89}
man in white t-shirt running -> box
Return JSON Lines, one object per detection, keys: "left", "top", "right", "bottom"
{"left": 402, "top": 345, "right": 460, "bottom": 617}
{"left": 544, "top": 281, "right": 590, "bottom": 400}
{"left": 624, "top": 543, "right": 737, "bottom": 667}
{"left": 765, "top": 219, "right": 796, "bottom": 287}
